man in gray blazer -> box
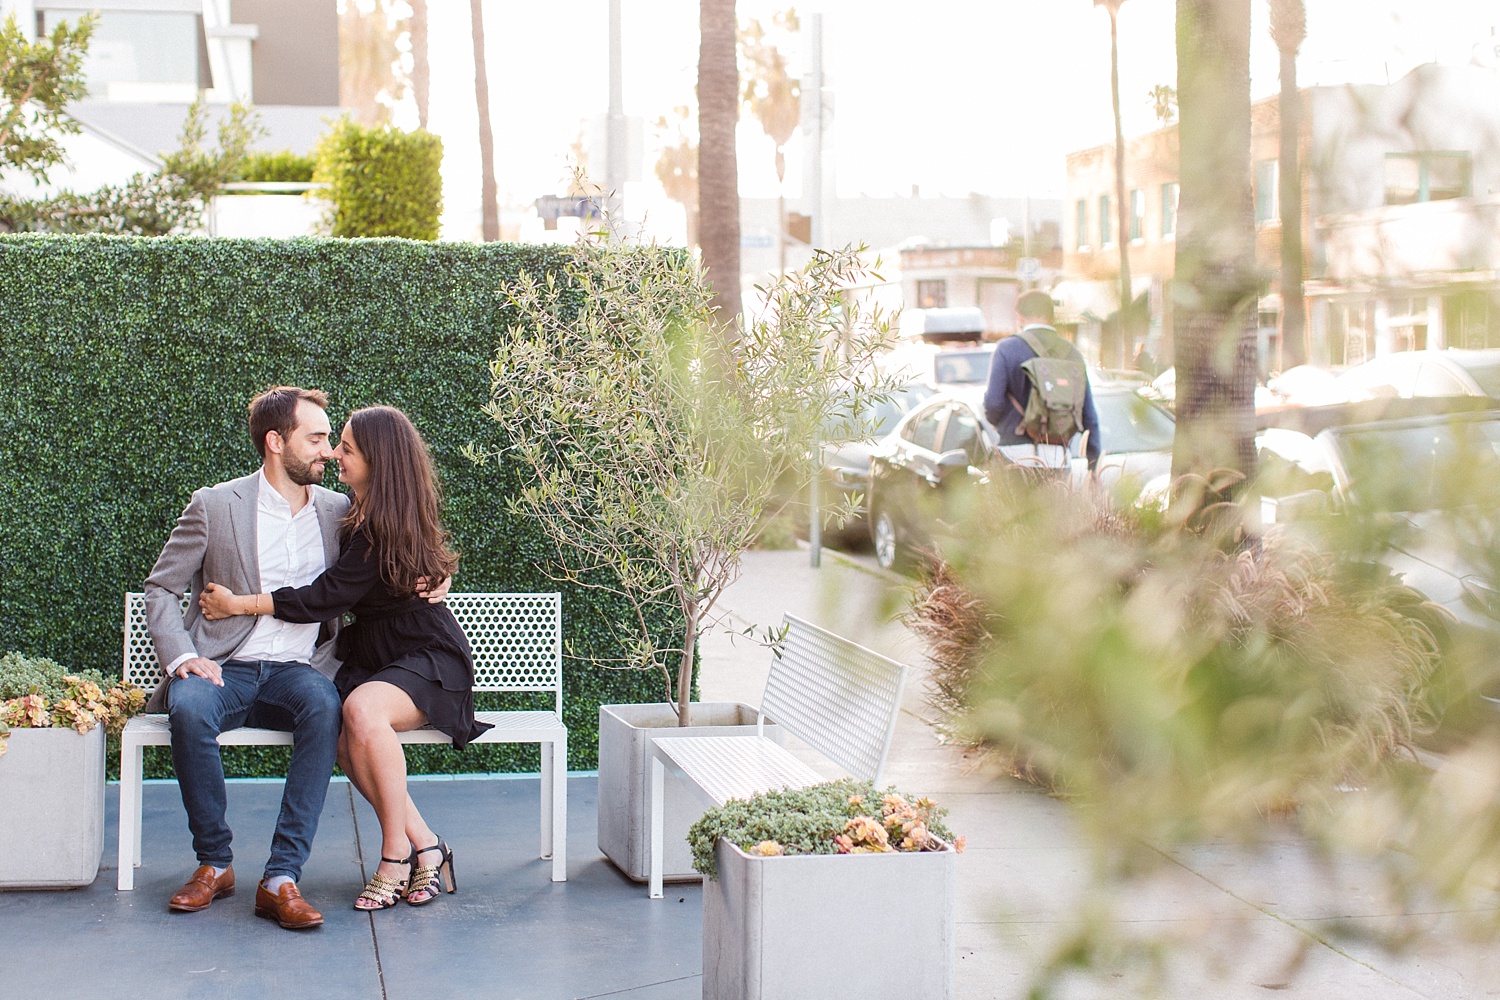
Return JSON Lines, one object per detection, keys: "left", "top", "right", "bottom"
{"left": 145, "top": 386, "right": 346, "bottom": 929}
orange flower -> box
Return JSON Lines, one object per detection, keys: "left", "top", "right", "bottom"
{"left": 751, "top": 840, "right": 784, "bottom": 857}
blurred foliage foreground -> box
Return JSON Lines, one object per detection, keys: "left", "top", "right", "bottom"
{"left": 908, "top": 462, "right": 1500, "bottom": 989}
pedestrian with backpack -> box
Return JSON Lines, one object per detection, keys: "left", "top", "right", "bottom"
{"left": 982, "top": 290, "right": 1101, "bottom": 473}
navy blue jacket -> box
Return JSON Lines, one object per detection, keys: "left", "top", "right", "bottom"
{"left": 982, "top": 326, "right": 1101, "bottom": 469}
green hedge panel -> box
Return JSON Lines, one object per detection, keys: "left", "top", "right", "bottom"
{"left": 0, "top": 234, "right": 681, "bottom": 778}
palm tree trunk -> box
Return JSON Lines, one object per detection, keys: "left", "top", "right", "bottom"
{"left": 1171, "top": 0, "right": 1259, "bottom": 484}
{"left": 698, "top": 0, "right": 742, "bottom": 329}
{"left": 1276, "top": 27, "right": 1306, "bottom": 367}
{"left": 1109, "top": 8, "right": 1132, "bottom": 370}
{"left": 470, "top": 0, "right": 499, "bottom": 242}
{"left": 411, "top": 0, "right": 430, "bottom": 131}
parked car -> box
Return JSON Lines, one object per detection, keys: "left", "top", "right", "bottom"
{"left": 878, "top": 341, "right": 995, "bottom": 389}
{"left": 866, "top": 382, "right": 1176, "bottom": 570}
{"left": 1258, "top": 397, "right": 1500, "bottom": 635}
{"left": 816, "top": 382, "right": 937, "bottom": 545}
{"left": 1143, "top": 365, "right": 1286, "bottom": 415}
{"left": 1334, "top": 348, "right": 1500, "bottom": 403}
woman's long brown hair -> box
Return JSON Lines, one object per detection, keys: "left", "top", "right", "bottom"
{"left": 342, "top": 406, "right": 458, "bottom": 594}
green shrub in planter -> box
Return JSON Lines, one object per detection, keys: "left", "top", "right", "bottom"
{"left": 235, "top": 149, "right": 317, "bottom": 184}
{"left": 0, "top": 651, "right": 144, "bottom": 756}
{"left": 687, "top": 778, "right": 960, "bottom": 880}
{"left": 313, "top": 119, "right": 442, "bottom": 239}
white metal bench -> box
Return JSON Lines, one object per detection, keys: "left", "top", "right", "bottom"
{"left": 117, "top": 591, "right": 567, "bottom": 890}
{"left": 646, "top": 613, "right": 910, "bottom": 898}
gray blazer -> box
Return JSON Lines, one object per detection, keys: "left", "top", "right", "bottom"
{"left": 142, "top": 471, "right": 350, "bottom": 712}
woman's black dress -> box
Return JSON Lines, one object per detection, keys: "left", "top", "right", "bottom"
{"left": 270, "top": 528, "right": 492, "bottom": 749}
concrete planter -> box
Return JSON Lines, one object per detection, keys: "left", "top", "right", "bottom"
{"left": 702, "top": 838, "right": 956, "bottom": 1000}
{"left": 0, "top": 726, "right": 105, "bottom": 889}
{"left": 598, "top": 702, "right": 778, "bottom": 883}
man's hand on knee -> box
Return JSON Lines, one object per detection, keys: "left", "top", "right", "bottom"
{"left": 177, "top": 657, "right": 224, "bottom": 687}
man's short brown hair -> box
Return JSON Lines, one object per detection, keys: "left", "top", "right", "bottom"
{"left": 1016, "top": 290, "right": 1056, "bottom": 325}
{"left": 248, "top": 386, "right": 329, "bottom": 459}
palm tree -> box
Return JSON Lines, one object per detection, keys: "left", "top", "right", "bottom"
{"left": 653, "top": 106, "right": 699, "bottom": 247}
{"left": 698, "top": 0, "right": 742, "bottom": 327}
{"left": 410, "top": 0, "right": 430, "bottom": 131}
{"left": 338, "top": 0, "right": 401, "bottom": 126}
{"left": 470, "top": 0, "right": 498, "bottom": 241}
{"left": 1270, "top": 0, "right": 1306, "bottom": 369}
{"left": 740, "top": 10, "right": 800, "bottom": 275}
{"left": 1095, "top": 0, "right": 1133, "bottom": 369}
{"left": 1171, "top": 0, "right": 1259, "bottom": 484}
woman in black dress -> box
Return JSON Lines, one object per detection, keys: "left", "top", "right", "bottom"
{"left": 200, "top": 405, "right": 489, "bottom": 910}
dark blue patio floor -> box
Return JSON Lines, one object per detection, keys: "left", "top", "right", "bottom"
{"left": 0, "top": 775, "right": 702, "bottom": 1000}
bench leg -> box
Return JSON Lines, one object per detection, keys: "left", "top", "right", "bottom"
{"left": 550, "top": 734, "right": 567, "bottom": 882}
{"left": 648, "top": 754, "right": 665, "bottom": 899}
{"left": 117, "top": 735, "right": 144, "bottom": 891}
{"left": 540, "top": 740, "right": 553, "bottom": 860}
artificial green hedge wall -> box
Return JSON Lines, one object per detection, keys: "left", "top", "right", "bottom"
{"left": 0, "top": 234, "right": 680, "bottom": 778}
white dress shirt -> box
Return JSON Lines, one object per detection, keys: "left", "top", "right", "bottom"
{"left": 169, "top": 471, "right": 329, "bottom": 676}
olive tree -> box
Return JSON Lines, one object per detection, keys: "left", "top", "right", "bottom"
{"left": 473, "top": 243, "right": 896, "bottom": 725}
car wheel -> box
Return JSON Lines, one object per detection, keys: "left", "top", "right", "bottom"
{"left": 872, "top": 508, "right": 901, "bottom": 572}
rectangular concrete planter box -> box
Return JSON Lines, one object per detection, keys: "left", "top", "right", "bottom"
{"left": 0, "top": 726, "right": 105, "bottom": 889}
{"left": 702, "top": 838, "right": 956, "bottom": 1000}
{"left": 598, "top": 702, "right": 779, "bottom": 883}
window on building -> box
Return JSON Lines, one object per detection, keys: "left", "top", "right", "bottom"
{"left": 1098, "top": 194, "right": 1112, "bottom": 247}
{"left": 1129, "top": 189, "right": 1145, "bottom": 241}
{"left": 1161, "top": 182, "right": 1178, "bottom": 238}
{"left": 43, "top": 8, "right": 200, "bottom": 101}
{"left": 1331, "top": 302, "right": 1375, "bottom": 366}
{"left": 1384, "top": 152, "right": 1472, "bottom": 205}
{"left": 1255, "top": 160, "right": 1279, "bottom": 224}
{"left": 1075, "top": 199, "right": 1088, "bottom": 250}
{"left": 916, "top": 280, "right": 948, "bottom": 309}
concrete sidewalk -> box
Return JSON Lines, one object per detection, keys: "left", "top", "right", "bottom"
{"left": 707, "top": 547, "right": 1500, "bottom": 1000}
{"left": 4, "top": 546, "right": 1499, "bottom": 999}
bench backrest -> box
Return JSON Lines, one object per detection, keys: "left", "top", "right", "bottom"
{"left": 123, "top": 592, "right": 564, "bottom": 715}
{"left": 757, "top": 614, "right": 910, "bottom": 785}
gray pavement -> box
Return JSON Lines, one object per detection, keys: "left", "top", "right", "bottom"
{"left": 5, "top": 544, "right": 1500, "bottom": 998}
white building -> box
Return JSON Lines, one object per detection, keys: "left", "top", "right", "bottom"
{"left": 0, "top": 0, "right": 343, "bottom": 236}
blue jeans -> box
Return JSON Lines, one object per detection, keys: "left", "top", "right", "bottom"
{"left": 168, "top": 660, "right": 342, "bottom": 882}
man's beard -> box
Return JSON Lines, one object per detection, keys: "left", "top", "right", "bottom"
{"left": 284, "top": 453, "right": 325, "bottom": 487}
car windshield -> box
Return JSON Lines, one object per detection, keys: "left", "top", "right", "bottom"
{"left": 1095, "top": 391, "right": 1175, "bottom": 453}
{"left": 1460, "top": 358, "right": 1500, "bottom": 399}
{"left": 932, "top": 350, "right": 993, "bottom": 385}
{"left": 822, "top": 384, "right": 936, "bottom": 441}
{"left": 1335, "top": 416, "right": 1500, "bottom": 511}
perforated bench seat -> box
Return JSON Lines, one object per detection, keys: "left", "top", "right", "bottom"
{"left": 646, "top": 614, "right": 910, "bottom": 898}
{"left": 117, "top": 592, "right": 567, "bottom": 889}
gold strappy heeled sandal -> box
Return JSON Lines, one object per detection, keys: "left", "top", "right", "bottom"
{"left": 353, "top": 854, "right": 411, "bottom": 911}
{"left": 407, "top": 839, "right": 456, "bottom": 906}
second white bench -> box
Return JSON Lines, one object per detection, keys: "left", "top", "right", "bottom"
{"left": 646, "top": 613, "right": 910, "bottom": 898}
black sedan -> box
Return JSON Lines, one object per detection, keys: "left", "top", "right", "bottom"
{"left": 816, "top": 382, "right": 936, "bottom": 545}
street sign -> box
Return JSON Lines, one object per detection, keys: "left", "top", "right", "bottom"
{"left": 1016, "top": 257, "right": 1041, "bottom": 281}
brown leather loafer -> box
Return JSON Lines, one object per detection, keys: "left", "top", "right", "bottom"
{"left": 168, "top": 865, "right": 235, "bottom": 912}
{"left": 254, "top": 880, "right": 324, "bottom": 930}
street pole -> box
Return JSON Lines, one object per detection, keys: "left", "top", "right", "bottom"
{"left": 802, "top": 12, "right": 824, "bottom": 249}
{"left": 804, "top": 12, "right": 825, "bottom": 568}
{"left": 606, "top": 0, "right": 625, "bottom": 237}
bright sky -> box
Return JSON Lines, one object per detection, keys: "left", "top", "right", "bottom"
{"left": 406, "top": 0, "right": 1500, "bottom": 241}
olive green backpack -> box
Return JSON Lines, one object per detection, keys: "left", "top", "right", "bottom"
{"left": 1009, "top": 328, "right": 1088, "bottom": 446}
